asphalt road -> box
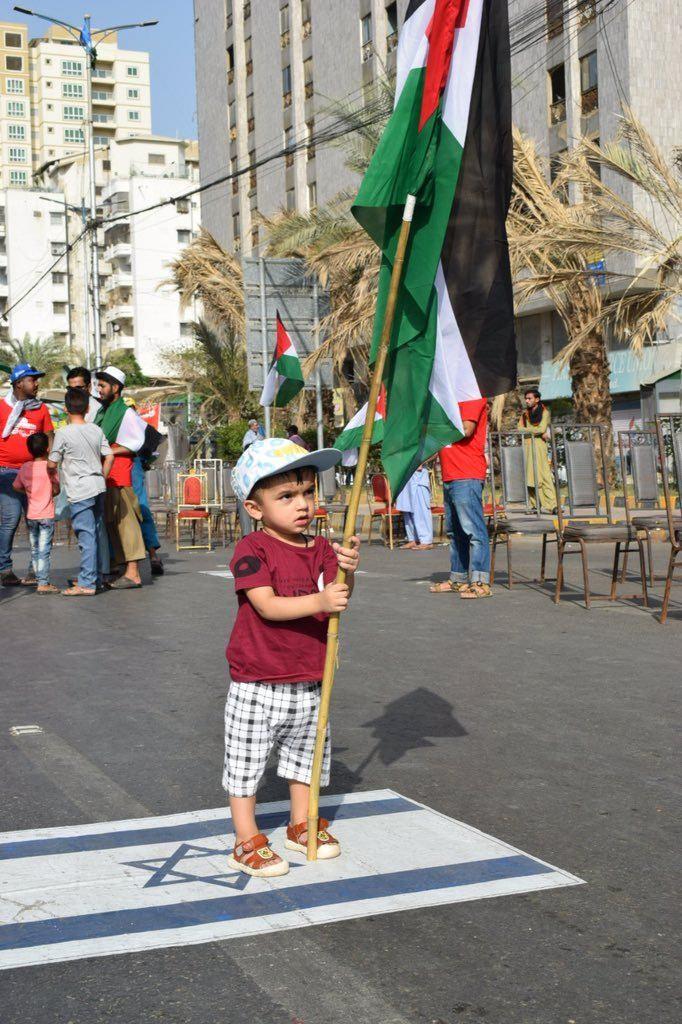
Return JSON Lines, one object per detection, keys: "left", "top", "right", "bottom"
{"left": 0, "top": 530, "right": 679, "bottom": 1024}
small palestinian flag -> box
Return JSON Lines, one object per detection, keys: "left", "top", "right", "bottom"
{"left": 335, "top": 385, "right": 387, "bottom": 451}
{"left": 353, "top": 0, "right": 516, "bottom": 495}
{"left": 260, "top": 312, "right": 304, "bottom": 408}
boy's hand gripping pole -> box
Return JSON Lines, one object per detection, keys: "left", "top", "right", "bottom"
{"left": 306, "top": 195, "right": 417, "bottom": 860}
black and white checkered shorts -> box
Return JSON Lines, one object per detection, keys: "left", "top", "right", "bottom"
{"left": 222, "top": 681, "right": 331, "bottom": 797}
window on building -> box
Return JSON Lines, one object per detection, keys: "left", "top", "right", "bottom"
{"left": 245, "top": 37, "right": 253, "bottom": 75}
{"left": 93, "top": 135, "right": 109, "bottom": 145}
{"left": 580, "top": 50, "right": 598, "bottom": 112}
{"left": 5, "top": 55, "right": 22, "bottom": 72}
{"left": 548, "top": 64, "right": 566, "bottom": 123}
{"left": 7, "top": 100, "right": 25, "bottom": 117}
{"left": 246, "top": 92, "right": 254, "bottom": 132}
{"left": 179, "top": 323, "right": 193, "bottom": 337}
{"left": 62, "top": 82, "right": 84, "bottom": 98}
{"left": 282, "top": 64, "right": 292, "bottom": 95}
{"left": 127, "top": 66, "right": 139, "bottom": 77}
{"left": 577, "top": 0, "right": 596, "bottom": 25}
{"left": 127, "top": 87, "right": 139, "bottom": 100}
{"left": 9, "top": 169, "right": 28, "bottom": 186}
{"left": 301, "top": 0, "right": 312, "bottom": 30}
{"left": 546, "top": 0, "right": 563, "bottom": 38}
{"left": 61, "top": 59, "right": 82, "bottom": 76}
{"left": 251, "top": 225, "right": 259, "bottom": 248}
{"left": 148, "top": 153, "right": 165, "bottom": 165}
{"left": 127, "top": 110, "right": 141, "bottom": 121}
{"left": 176, "top": 198, "right": 189, "bottom": 214}
{"left": 8, "top": 124, "right": 25, "bottom": 140}
{"left": 361, "top": 14, "right": 372, "bottom": 46}
{"left": 63, "top": 105, "right": 85, "bottom": 121}
{"left": 286, "top": 188, "right": 295, "bottom": 211}
{"left": 243, "top": 1, "right": 251, "bottom": 18}
{"left": 306, "top": 118, "right": 315, "bottom": 158}
{"left": 49, "top": 210, "right": 63, "bottom": 225}
{"left": 4, "top": 32, "right": 22, "bottom": 47}
{"left": 177, "top": 229, "right": 190, "bottom": 244}
{"left": 587, "top": 136, "right": 602, "bottom": 181}
{"left": 249, "top": 149, "right": 257, "bottom": 191}
{"left": 304, "top": 57, "right": 313, "bottom": 97}
{"left": 386, "top": 3, "right": 398, "bottom": 50}
{"left": 308, "top": 180, "right": 317, "bottom": 208}
{"left": 280, "top": 4, "right": 289, "bottom": 34}
{"left": 52, "top": 272, "right": 66, "bottom": 284}
{"left": 232, "top": 211, "right": 240, "bottom": 244}
{"left": 64, "top": 127, "right": 84, "bottom": 143}
{"left": 8, "top": 147, "right": 27, "bottom": 163}
{"left": 53, "top": 302, "right": 67, "bottom": 315}
{"left": 227, "top": 44, "right": 235, "bottom": 83}
{"left": 6, "top": 78, "right": 24, "bottom": 94}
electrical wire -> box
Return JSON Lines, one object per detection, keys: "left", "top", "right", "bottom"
{"left": 0, "top": 227, "right": 89, "bottom": 324}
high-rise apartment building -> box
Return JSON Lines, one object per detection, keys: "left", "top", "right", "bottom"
{"left": 194, "top": 0, "right": 407, "bottom": 255}
{"left": 28, "top": 25, "right": 152, "bottom": 171}
{"left": 0, "top": 21, "right": 32, "bottom": 189}
{"left": 0, "top": 20, "right": 152, "bottom": 180}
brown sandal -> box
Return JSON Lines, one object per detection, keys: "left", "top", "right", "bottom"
{"left": 429, "top": 580, "right": 467, "bottom": 593}
{"left": 62, "top": 585, "right": 97, "bottom": 597}
{"left": 285, "top": 818, "right": 340, "bottom": 860}
{"left": 227, "top": 833, "right": 289, "bottom": 877}
{"left": 459, "top": 582, "right": 492, "bottom": 599}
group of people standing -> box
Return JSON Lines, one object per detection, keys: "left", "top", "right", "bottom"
{"left": 0, "top": 362, "right": 163, "bottom": 596}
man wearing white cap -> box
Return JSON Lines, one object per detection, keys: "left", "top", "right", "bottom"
{"left": 94, "top": 366, "right": 146, "bottom": 588}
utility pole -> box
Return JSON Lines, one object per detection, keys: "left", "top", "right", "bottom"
{"left": 14, "top": 6, "right": 158, "bottom": 368}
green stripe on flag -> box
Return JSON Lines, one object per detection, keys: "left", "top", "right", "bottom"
{"left": 352, "top": 66, "right": 464, "bottom": 494}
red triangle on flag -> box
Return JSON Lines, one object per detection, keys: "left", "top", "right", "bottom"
{"left": 275, "top": 312, "right": 293, "bottom": 359}
{"left": 418, "top": 0, "right": 470, "bottom": 132}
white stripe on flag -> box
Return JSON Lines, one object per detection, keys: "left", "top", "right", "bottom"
{"left": 259, "top": 364, "right": 278, "bottom": 407}
{"left": 395, "top": 0, "right": 435, "bottom": 101}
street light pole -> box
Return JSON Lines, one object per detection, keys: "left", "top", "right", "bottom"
{"left": 14, "top": 6, "right": 158, "bottom": 369}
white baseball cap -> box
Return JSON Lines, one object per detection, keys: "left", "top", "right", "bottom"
{"left": 232, "top": 437, "right": 341, "bottom": 502}
{"left": 95, "top": 365, "right": 126, "bottom": 387}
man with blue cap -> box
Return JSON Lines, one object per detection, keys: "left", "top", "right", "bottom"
{"left": 0, "top": 364, "right": 54, "bottom": 585}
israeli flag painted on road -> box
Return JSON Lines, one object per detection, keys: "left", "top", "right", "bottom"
{"left": 0, "top": 789, "right": 583, "bottom": 970}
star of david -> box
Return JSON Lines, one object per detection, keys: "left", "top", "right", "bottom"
{"left": 124, "top": 843, "right": 252, "bottom": 890}
{"left": 124, "top": 842, "right": 303, "bottom": 890}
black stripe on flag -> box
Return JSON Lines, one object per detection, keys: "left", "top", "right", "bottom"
{"left": 441, "top": 0, "right": 517, "bottom": 397}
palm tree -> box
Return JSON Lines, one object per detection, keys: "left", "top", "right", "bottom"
{"left": 0, "top": 333, "right": 69, "bottom": 387}
{"left": 507, "top": 110, "right": 681, "bottom": 467}
{"left": 164, "top": 227, "right": 245, "bottom": 342}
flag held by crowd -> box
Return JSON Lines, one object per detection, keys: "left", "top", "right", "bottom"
{"left": 335, "top": 385, "right": 387, "bottom": 451}
{"left": 352, "top": 0, "right": 516, "bottom": 495}
{"left": 260, "top": 313, "right": 305, "bottom": 408}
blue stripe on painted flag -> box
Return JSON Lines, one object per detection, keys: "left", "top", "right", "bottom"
{"left": 0, "top": 855, "right": 552, "bottom": 952}
{"left": 0, "top": 797, "right": 416, "bottom": 861}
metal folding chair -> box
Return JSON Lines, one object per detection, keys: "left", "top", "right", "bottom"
{"left": 617, "top": 429, "right": 669, "bottom": 587}
{"left": 655, "top": 414, "right": 682, "bottom": 624}
{"left": 553, "top": 424, "right": 648, "bottom": 608}
{"left": 488, "top": 429, "right": 559, "bottom": 588}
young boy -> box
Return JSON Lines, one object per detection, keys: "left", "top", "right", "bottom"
{"left": 225, "top": 438, "right": 360, "bottom": 877}
{"left": 12, "top": 432, "right": 60, "bottom": 594}
{"left": 48, "top": 388, "right": 114, "bottom": 597}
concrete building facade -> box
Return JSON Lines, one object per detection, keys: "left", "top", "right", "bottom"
{"left": 193, "top": 0, "right": 408, "bottom": 255}
{"left": 0, "top": 21, "right": 32, "bottom": 190}
{"left": 39, "top": 136, "right": 201, "bottom": 376}
{"left": 0, "top": 186, "right": 69, "bottom": 346}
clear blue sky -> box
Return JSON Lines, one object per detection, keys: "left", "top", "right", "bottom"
{"left": 3, "top": 0, "right": 197, "bottom": 139}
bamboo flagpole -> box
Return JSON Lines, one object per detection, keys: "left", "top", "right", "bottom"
{"left": 307, "top": 194, "right": 417, "bottom": 860}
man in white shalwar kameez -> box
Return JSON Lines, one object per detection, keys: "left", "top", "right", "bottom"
{"left": 395, "top": 466, "right": 433, "bottom": 549}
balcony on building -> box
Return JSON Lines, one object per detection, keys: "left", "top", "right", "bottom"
{"left": 91, "top": 88, "right": 115, "bottom": 106}
{"left": 580, "top": 50, "right": 598, "bottom": 115}
{"left": 548, "top": 64, "right": 566, "bottom": 125}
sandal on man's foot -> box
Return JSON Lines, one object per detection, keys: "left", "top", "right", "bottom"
{"left": 36, "top": 584, "right": 60, "bottom": 595}
{"left": 459, "top": 582, "right": 492, "bottom": 599}
{"left": 285, "top": 818, "right": 341, "bottom": 860}
{"left": 62, "top": 585, "right": 96, "bottom": 597}
{"left": 429, "top": 580, "right": 468, "bottom": 594}
{"left": 20, "top": 576, "right": 38, "bottom": 586}
{"left": 1, "top": 571, "right": 22, "bottom": 587}
{"left": 227, "top": 834, "right": 289, "bottom": 877}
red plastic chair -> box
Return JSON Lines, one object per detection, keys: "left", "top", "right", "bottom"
{"left": 176, "top": 472, "right": 212, "bottom": 550}
{"left": 367, "top": 473, "right": 401, "bottom": 549}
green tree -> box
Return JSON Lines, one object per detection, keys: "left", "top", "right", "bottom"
{"left": 0, "top": 333, "right": 68, "bottom": 387}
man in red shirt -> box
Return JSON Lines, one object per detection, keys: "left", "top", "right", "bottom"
{"left": 0, "top": 363, "right": 54, "bottom": 585}
{"left": 432, "top": 397, "right": 492, "bottom": 599}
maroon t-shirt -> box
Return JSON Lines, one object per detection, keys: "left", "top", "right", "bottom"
{"left": 226, "top": 531, "right": 338, "bottom": 683}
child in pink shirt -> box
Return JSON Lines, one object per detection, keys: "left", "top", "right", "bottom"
{"left": 13, "top": 432, "right": 60, "bottom": 594}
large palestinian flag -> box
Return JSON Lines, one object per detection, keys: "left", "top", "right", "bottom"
{"left": 335, "top": 385, "right": 387, "bottom": 451}
{"left": 353, "top": 0, "right": 516, "bottom": 494}
{"left": 260, "top": 312, "right": 304, "bottom": 408}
